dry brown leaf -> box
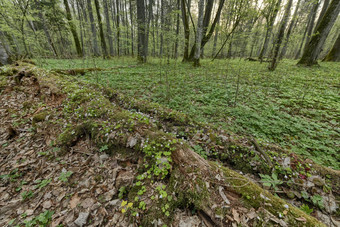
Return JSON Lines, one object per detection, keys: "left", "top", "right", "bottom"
{"left": 232, "top": 208, "right": 240, "bottom": 223}
{"left": 70, "top": 194, "right": 80, "bottom": 209}
{"left": 295, "top": 217, "right": 307, "bottom": 222}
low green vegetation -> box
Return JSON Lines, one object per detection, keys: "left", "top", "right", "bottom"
{"left": 40, "top": 57, "right": 340, "bottom": 169}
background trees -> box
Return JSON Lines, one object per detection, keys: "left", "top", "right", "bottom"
{"left": 0, "top": 0, "right": 339, "bottom": 68}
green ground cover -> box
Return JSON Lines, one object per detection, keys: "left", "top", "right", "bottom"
{"left": 39, "top": 57, "right": 340, "bottom": 169}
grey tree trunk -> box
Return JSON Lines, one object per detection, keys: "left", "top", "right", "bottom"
{"left": 303, "top": 0, "right": 320, "bottom": 55}
{"left": 94, "top": 0, "right": 108, "bottom": 58}
{"left": 0, "top": 40, "right": 9, "bottom": 66}
{"left": 193, "top": 0, "right": 205, "bottom": 67}
{"left": 87, "top": 0, "right": 100, "bottom": 56}
{"left": 298, "top": 0, "right": 340, "bottom": 66}
{"left": 173, "top": 0, "right": 180, "bottom": 59}
{"left": 268, "top": 0, "right": 293, "bottom": 71}
{"left": 38, "top": 10, "right": 58, "bottom": 57}
{"left": 258, "top": 0, "right": 282, "bottom": 62}
{"left": 103, "top": 0, "right": 114, "bottom": 56}
{"left": 129, "top": 0, "right": 134, "bottom": 56}
{"left": 323, "top": 32, "right": 340, "bottom": 61}
{"left": 64, "top": 0, "right": 83, "bottom": 57}
{"left": 315, "top": 0, "right": 330, "bottom": 29}
{"left": 279, "top": 0, "right": 301, "bottom": 59}
{"left": 181, "top": 0, "right": 190, "bottom": 61}
{"left": 137, "top": 0, "right": 147, "bottom": 62}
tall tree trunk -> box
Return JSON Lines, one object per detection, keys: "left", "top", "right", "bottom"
{"left": 279, "top": 0, "right": 301, "bottom": 59}
{"left": 76, "top": 0, "right": 86, "bottom": 56}
{"left": 116, "top": 0, "right": 120, "bottom": 56}
{"left": 38, "top": 10, "right": 58, "bottom": 57}
{"left": 137, "top": 0, "right": 147, "bottom": 62}
{"left": 173, "top": 0, "right": 180, "bottom": 59}
{"left": 297, "top": 0, "right": 340, "bottom": 66}
{"left": 94, "top": 0, "right": 108, "bottom": 58}
{"left": 103, "top": 0, "right": 114, "bottom": 56}
{"left": 269, "top": 0, "right": 293, "bottom": 71}
{"left": 159, "top": 0, "right": 164, "bottom": 57}
{"left": 129, "top": 0, "right": 134, "bottom": 56}
{"left": 188, "top": 0, "right": 225, "bottom": 61}
{"left": 303, "top": 0, "right": 320, "bottom": 55}
{"left": 315, "top": 0, "right": 330, "bottom": 29}
{"left": 211, "top": 20, "right": 220, "bottom": 58}
{"left": 322, "top": 32, "right": 340, "bottom": 61}
{"left": 181, "top": 0, "right": 190, "bottom": 61}
{"left": 87, "top": 0, "right": 100, "bottom": 56}
{"left": 64, "top": 0, "right": 83, "bottom": 57}
{"left": 193, "top": 0, "right": 204, "bottom": 66}
{"left": 258, "top": 0, "right": 282, "bottom": 62}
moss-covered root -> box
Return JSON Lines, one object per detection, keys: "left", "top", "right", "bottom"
{"left": 171, "top": 145, "right": 325, "bottom": 226}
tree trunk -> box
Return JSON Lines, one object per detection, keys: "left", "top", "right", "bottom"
{"left": 302, "top": 0, "right": 320, "bottom": 56}
{"left": 193, "top": 0, "right": 204, "bottom": 67}
{"left": 315, "top": 0, "right": 330, "bottom": 29}
{"left": 129, "top": 0, "right": 134, "bottom": 56}
{"left": 38, "top": 10, "right": 58, "bottom": 57}
{"left": 173, "top": 0, "right": 180, "bottom": 59}
{"left": 137, "top": 0, "right": 147, "bottom": 62}
{"left": 103, "top": 0, "right": 114, "bottom": 56}
{"left": 279, "top": 0, "right": 301, "bottom": 59}
{"left": 94, "top": 0, "right": 108, "bottom": 58}
{"left": 211, "top": 20, "right": 220, "bottom": 58}
{"left": 258, "top": 0, "right": 282, "bottom": 62}
{"left": 181, "top": 0, "right": 190, "bottom": 62}
{"left": 63, "top": 0, "right": 82, "bottom": 57}
{"left": 115, "top": 0, "right": 120, "bottom": 56}
{"left": 268, "top": 0, "right": 293, "bottom": 71}
{"left": 86, "top": 0, "right": 99, "bottom": 56}
{"left": 297, "top": 0, "right": 340, "bottom": 66}
{"left": 323, "top": 32, "right": 340, "bottom": 61}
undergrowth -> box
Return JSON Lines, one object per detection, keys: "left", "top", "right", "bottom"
{"left": 39, "top": 57, "right": 340, "bottom": 169}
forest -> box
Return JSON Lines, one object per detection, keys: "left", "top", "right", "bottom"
{"left": 0, "top": 0, "right": 339, "bottom": 226}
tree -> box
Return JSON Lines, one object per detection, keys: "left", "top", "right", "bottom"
{"left": 94, "top": 0, "right": 108, "bottom": 58}
{"left": 193, "top": 0, "right": 205, "bottom": 66}
{"left": 103, "top": 0, "right": 114, "bottom": 56}
{"left": 323, "top": 32, "right": 340, "bottom": 61}
{"left": 63, "top": 0, "right": 83, "bottom": 57}
{"left": 86, "top": 0, "right": 100, "bottom": 56}
{"left": 297, "top": 0, "right": 340, "bottom": 66}
{"left": 268, "top": 0, "right": 293, "bottom": 71}
{"left": 137, "top": 0, "right": 147, "bottom": 62}
{"left": 258, "top": 0, "right": 282, "bottom": 62}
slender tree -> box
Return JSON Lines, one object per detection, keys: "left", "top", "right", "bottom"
{"left": 103, "top": 0, "right": 114, "bottom": 56}
{"left": 63, "top": 0, "right": 82, "bottom": 57}
{"left": 268, "top": 0, "right": 293, "bottom": 71}
{"left": 137, "top": 0, "right": 147, "bottom": 62}
{"left": 193, "top": 0, "right": 205, "bottom": 66}
{"left": 94, "top": 0, "right": 108, "bottom": 58}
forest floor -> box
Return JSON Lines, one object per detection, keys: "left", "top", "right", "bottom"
{"left": 0, "top": 60, "right": 339, "bottom": 227}
{"left": 40, "top": 57, "right": 340, "bottom": 170}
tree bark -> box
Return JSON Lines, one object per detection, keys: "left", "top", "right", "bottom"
{"left": 323, "top": 32, "right": 340, "bottom": 61}
{"left": 302, "top": 0, "right": 320, "bottom": 56}
{"left": 137, "top": 0, "right": 147, "bottom": 62}
{"left": 193, "top": 0, "right": 205, "bottom": 67}
{"left": 279, "top": 0, "right": 301, "bottom": 59}
{"left": 63, "top": 0, "right": 83, "bottom": 57}
{"left": 268, "top": 0, "right": 293, "bottom": 71}
{"left": 297, "top": 0, "right": 340, "bottom": 66}
{"left": 129, "top": 0, "right": 134, "bottom": 56}
{"left": 315, "top": 0, "right": 330, "bottom": 29}
{"left": 103, "top": 0, "right": 114, "bottom": 56}
{"left": 181, "top": 0, "right": 190, "bottom": 62}
{"left": 258, "top": 0, "right": 282, "bottom": 62}
{"left": 94, "top": 0, "right": 108, "bottom": 58}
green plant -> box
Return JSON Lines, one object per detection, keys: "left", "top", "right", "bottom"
{"left": 300, "top": 204, "right": 313, "bottom": 215}
{"left": 259, "top": 173, "right": 283, "bottom": 191}
{"left": 99, "top": 145, "right": 109, "bottom": 152}
{"left": 193, "top": 145, "right": 208, "bottom": 159}
{"left": 21, "top": 190, "right": 34, "bottom": 200}
{"left": 118, "top": 186, "right": 127, "bottom": 199}
{"left": 23, "top": 210, "right": 54, "bottom": 227}
{"left": 311, "top": 194, "right": 324, "bottom": 209}
{"left": 35, "top": 178, "right": 51, "bottom": 190}
{"left": 58, "top": 171, "right": 73, "bottom": 183}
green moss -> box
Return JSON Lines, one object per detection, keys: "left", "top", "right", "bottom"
{"left": 32, "top": 111, "right": 48, "bottom": 125}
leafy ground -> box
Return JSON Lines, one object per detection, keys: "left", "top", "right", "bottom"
{"left": 1, "top": 61, "right": 338, "bottom": 226}
{"left": 40, "top": 57, "right": 340, "bottom": 170}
